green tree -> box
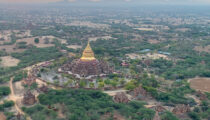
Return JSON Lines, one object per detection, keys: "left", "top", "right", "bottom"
{"left": 98, "top": 82, "right": 105, "bottom": 88}
{"left": 89, "top": 83, "right": 95, "bottom": 88}
{"left": 125, "top": 81, "right": 136, "bottom": 90}
{"left": 104, "top": 79, "right": 111, "bottom": 85}
{"left": 188, "top": 112, "right": 200, "bottom": 120}
{"left": 110, "top": 81, "right": 118, "bottom": 88}
{"left": 30, "top": 83, "right": 38, "bottom": 90}
{"left": 0, "top": 86, "right": 10, "bottom": 98}
{"left": 34, "top": 38, "right": 40, "bottom": 44}
{"left": 79, "top": 80, "right": 86, "bottom": 88}
{"left": 161, "top": 112, "right": 179, "bottom": 120}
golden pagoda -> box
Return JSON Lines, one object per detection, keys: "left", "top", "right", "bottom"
{"left": 80, "top": 42, "right": 96, "bottom": 61}
{"left": 61, "top": 42, "right": 112, "bottom": 78}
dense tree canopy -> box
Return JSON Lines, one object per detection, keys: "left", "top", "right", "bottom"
{"left": 22, "top": 89, "right": 156, "bottom": 120}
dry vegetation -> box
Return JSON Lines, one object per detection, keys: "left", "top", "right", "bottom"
{"left": 0, "top": 56, "right": 20, "bottom": 67}
{"left": 66, "top": 21, "right": 110, "bottom": 29}
{"left": 17, "top": 35, "right": 67, "bottom": 48}
{"left": 143, "top": 53, "right": 169, "bottom": 60}
{"left": 17, "top": 36, "right": 54, "bottom": 48}
{"left": 0, "top": 44, "right": 25, "bottom": 53}
{"left": 15, "top": 30, "right": 31, "bottom": 38}
{"left": 126, "top": 53, "right": 169, "bottom": 60}
{"left": 194, "top": 45, "right": 210, "bottom": 53}
{"left": 148, "top": 39, "right": 160, "bottom": 44}
{"left": 0, "top": 35, "right": 66, "bottom": 53}
{"left": 0, "top": 30, "right": 32, "bottom": 44}
{"left": 88, "top": 36, "right": 114, "bottom": 42}
{"left": 0, "top": 30, "right": 12, "bottom": 44}
{"left": 126, "top": 53, "right": 142, "bottom": 59}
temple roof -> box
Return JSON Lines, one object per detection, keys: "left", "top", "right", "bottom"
{"left": 80, "top": 42, "right": 96, "bottom": 61}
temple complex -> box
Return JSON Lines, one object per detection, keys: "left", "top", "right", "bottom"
{"left": 22, "top": 74, "right": 36, "bottom": 86}
{"left": 61, "top": 42, "right": 111, "bottom": 78}
{"left": 172, "top": 104, "right": 190, "bottom": 115}
{"left": 132, "top": 85, "right": 149, "bottom": 100}
{"left": 154, "top": 105, "right": 166, "bottom": 113}
{"left": 196, "top": 91, "right": 207, "bottom": 100}
{"left": 153, "top": 112, "right": 161, "bottom": 120}
{"left": 22, "top": 90, "right": 36, "bottom": 105}
{"left": 113, "top": 92, "right": 130, "bottom": 103}
{"left": 39, "top": 85, "right": 49, "bottom": 93}
{"left": 0, "top": 112, "right": 6, "bottom": 120}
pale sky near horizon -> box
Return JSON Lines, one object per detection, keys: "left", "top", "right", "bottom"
{"left": 0, "top": 0, "right": 210, "bottom": 4}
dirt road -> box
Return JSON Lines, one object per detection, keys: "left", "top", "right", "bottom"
{"left": 8, "top": 77, "right": 25, "bottom": 115}
{"left": 104, "top": 89, "right": 128, "bottom": 96}
{"left": 8, "top": 77, "right": 31, "bottom": 120}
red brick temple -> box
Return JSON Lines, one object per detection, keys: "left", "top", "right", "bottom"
{"left": 22, "top": 90, "right": 36, "bottom": 105}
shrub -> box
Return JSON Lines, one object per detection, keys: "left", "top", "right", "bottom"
{"left": 124, "top": 81, "right": 136, "bottom": 90}
{"left": 188, "top": 112, "right": 200, "bottom": 120}
{"left": 161, "top": 111, "right": 179, "bottom": 120}
{"left": 34, "top": 38, "right": 40, "bottom": 44}
{"left": 0, "top": 86, "right": 10, "bottom": 97}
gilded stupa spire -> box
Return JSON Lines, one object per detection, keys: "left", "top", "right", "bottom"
{"left": 80, "top": 42, "right": 96, "bottom": 61}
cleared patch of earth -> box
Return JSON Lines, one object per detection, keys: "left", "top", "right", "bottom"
{"left": 148, "top": 39, "right": 160, "bottom": 44}
{"left": 0, "top": 30, "right": 12, "bottom": 44}
{"left": 104, "top": 89, "right": 128, "bottom": 96}
{"left": 17, "top": 36, "right": 55, "bottom": 48}
{"left": 126, "top": 53, "right": 169, "bottom": 60}
{"left": 0, "top": 112, "right": 6, "bottom": 120}
{"left": 189, "top": 77, "right": 210, "bottom": 92}
{"left": 140, "top": 24, "right": 170, "bottom": 30}
{"left": 134, "top": 28, "right": 154, "bottom": 31}
{"left": 143, "top": 53, "right": 169, "bottom": 60}
{"left": 66, "top": 21, "right": 110, "bottom": 29}
{"left": 0, "top": 35, "right": 67, "bottom": 53}
{"left": 194, "top": 45, "right": 210, "bottom": 53}
{"left": 175, "top": 28, "right": 190, "bottom": 32}
{"left": 0, "top": 30, "right": 31, "bottom": 45}
{"left": 18, "top": 36, "right": 66, "bottom": 47}
{"left": 0, "top": 44, "right": 25, "bottom": 53}
{"left": 8, "top": 78, "right": 25, "bottom": 115}
{"left": 0, "top": 56, "right": 20, "bottom": 67}
{"left": 126, "top": 53, "right": 141, "bottom": 59}
{"left": 88, "top": 36, "right": 115, "bottom": 42}
{"left": 67, "top": 45, "right": 82, "bottom": 49}
{"left": 15, "top": 30, "right": 31, "bottom": 38}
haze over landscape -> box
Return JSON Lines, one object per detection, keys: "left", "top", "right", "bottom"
{"left": 0, "top": 0, "right": 210, "bottom": 120}
{"left": 0, "top": 0, "right": 210, "bottom": 4}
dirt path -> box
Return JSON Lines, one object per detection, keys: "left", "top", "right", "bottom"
{"left": 186, "top": 94, "right": 201, "bottom": 106}
{"left": 2, "top": 60, "right": 55, "bottom": 120}
{"left": 8, "top": 77, "right": 31, "bottom": 120}
{"left": 36, "top": 78, "right": 62, "bottom": 90}
{"left": 104, "top": 89, "right": 128, "bottom": 96}
{"left": 8, "top": 77, "right": 24, "bottom": 115}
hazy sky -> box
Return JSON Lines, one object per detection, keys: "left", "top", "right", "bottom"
{"left": 0, "top": 0, "right": 210, "bottom": 4}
